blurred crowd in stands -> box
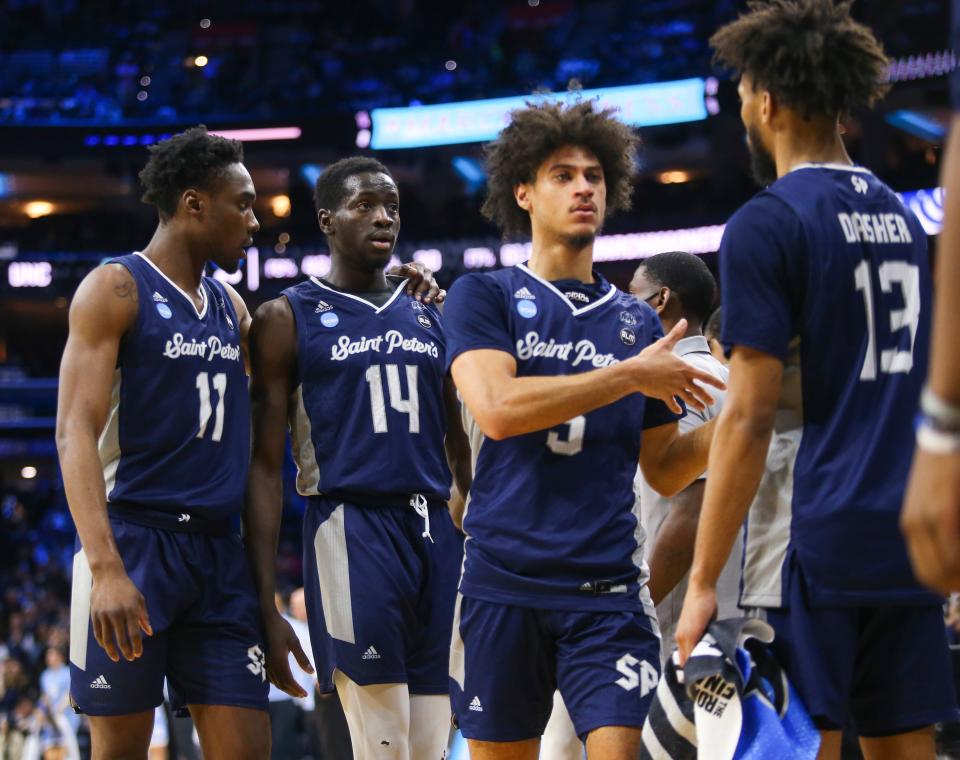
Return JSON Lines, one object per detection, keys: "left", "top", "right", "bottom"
{"left": 0, "top": 470, "right": 351, "bottom": 760}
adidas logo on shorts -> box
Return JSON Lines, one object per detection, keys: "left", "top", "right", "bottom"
{"left": 362, "top": 646, "right": 381, "bottom": 660}
{"left": 90, "top": 675, "right": 111, "bottom": 689}
{"left": 469, "top": 696, "right": 483, "bottom": 712}
{"left": 513, "top": 287, "right": 535, "bottom": 300}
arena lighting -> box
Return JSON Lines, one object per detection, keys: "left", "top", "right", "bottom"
{"left": 370, "top": 78, "right": 708, "bottom": 150}
{"left": 270, "top": 195, "right": 292, "bottom": 217}
{"left": 194, "top": 55, "right": 209, "bottom": 67}
{"left": 208, "top": 127, "right": 302, "bottom": 142}
{"left": 885, "top": 110, "right": 947, "bottom": 142}
{"left": 496, "top": 225, "right": 727, "bottom": 266}
{"left": 301, "top": 254, "right": 331, "bottom": 277}
{"left": 21, "top": 466, "right": 38, "bottom": 480}
{"left": 463, "top": 247, "right": 497, "bottom": 268}
{"left": 263, "top": 257, "right": 299, "bottom": 279}
{"left": 245, "top": 247, "right": 260, "bottom": 292}
{"left": 886, "top": 50, "right": 957, "bottom": 83}
{"left": 8, "top": 261, "right": 53, "bottom": 287}
{"left": 657, "top": 170, "right": 692, "bottom": 184}
{"left": 413, "top": 248, "right": 443, "bottom": 272}
{"left": 899, "top": 187, "right": 943, "bottom": 236}
{"left": 23, "top": 201, "right": 54, "bottom": 218}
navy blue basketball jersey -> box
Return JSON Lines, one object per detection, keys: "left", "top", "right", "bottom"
{"left": 443, "top": 264, "right": 678, "bottom": 612}
{"left": 720, "top": 164, "right": 938, "bottom": 606}
{"left": 100, "top": 252, "right": 249, "bottom": 521}
{"left": 282, "top": 277, "right": 451, "bottom": 503}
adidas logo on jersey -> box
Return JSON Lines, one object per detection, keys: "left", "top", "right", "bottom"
{"left": 469, "top": 696, "right": 483, "bottom": 712}
{"left": 152, "top": 291, "right": 168, "bottom": 303}
{"left": 513, "top": 287, "right": 536, "bottom": 300}
{"left": 362, "top": 646, "right": 381, "bottom": 660}
{"left": 315, "top": 300, "right": 333, "bottom": 313}
{"left": 565, "top": 290, "right": 590, "bottom": 303}
{"left": 90, "top": 675, "right": 111, "bottom": 689}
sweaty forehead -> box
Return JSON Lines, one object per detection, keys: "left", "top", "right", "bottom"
{"left": 342, "top": 171, "right": 398, "bottom": 199}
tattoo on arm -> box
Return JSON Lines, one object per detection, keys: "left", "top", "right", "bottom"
{"left": 113, "top": 278, "right": 138, "bottom": 305}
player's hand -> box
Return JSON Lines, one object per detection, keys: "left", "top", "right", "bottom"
{"left": 90, "top": 566, "right": 152, "bottom": 663}
{"left": 263, "top": 611, "right": 314, "bottom": 698}
{"left": 631, "top": 319, "right": 726, "bottom": 414}
{"left": 675, "top": 581, "right": 717, "bottom": 667}
{"left": 901, "top": 448, "right": 960, "bottom": 594}
{"left": 388, "top": 262, "right": 446, "bottom": 304}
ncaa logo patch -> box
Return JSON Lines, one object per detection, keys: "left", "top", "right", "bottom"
{"left": 156, "top": 302, "right": 173, "bottom": 319}
{"left": 516, "top": 299, "right": 538, "bottom": 318}
{"left": 619, "top": 327, "right": 636, "bottom": 346}
{"left": 619, "top": 311, "right": 637, "bottom": 325}
{"left": 417, "top": 313, "right": 432, "bottom": 328}
{"left": 320, "top": 311, "right": 340, "bottom": 328}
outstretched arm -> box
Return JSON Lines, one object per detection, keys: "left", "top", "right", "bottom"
{"left": 56, "top": 263, "right": 151, "bottom": 663}
{"left": 451, "top": 319, "right": 724, "bottom": 441}
{"left": 244, "top": 297, "right": 313, "bottom": 696}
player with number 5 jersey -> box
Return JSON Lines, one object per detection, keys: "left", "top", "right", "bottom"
{"left": 443, "top": 101, "right": 725, "bottom": 760}
{"left": 245, "top": 157, "right": 470, "bottom": 760}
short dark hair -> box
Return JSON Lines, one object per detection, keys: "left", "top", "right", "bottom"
{"left": 710, "top": 0, "right": 889, "bottom": 120}
{"left": 139, "top": 126, "right": 244, "bottom": 219}
{"left": 314, "top": 156, "right": 393, "bottom": 213}
{"left": 705, "top": 307, "right": 722, "bottom": 342}
{"left": 481, "top": 99, "right": 638, "bottom": 237}
{"left": 639, "top": 251, "right": 717, "bottom": 326}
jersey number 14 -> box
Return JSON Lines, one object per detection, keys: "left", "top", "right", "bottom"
{"left": 365, "top": 364, "right": 420, "bottom": 433}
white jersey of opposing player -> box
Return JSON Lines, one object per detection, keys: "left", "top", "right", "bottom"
{"left": 637, "top": 335, "right": 740, "bottom": 664}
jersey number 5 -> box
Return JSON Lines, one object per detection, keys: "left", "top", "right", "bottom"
{"left": 854, "top": 260, "right": 921, "bottom": 381}
{"left": 547, "top": 415, "right": 586, "bottom": 456}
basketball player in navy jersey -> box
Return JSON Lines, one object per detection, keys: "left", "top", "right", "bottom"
{"left": 442, "top": 101, "right": 725, "bottom": 760}
{"left": 245, "top": 157, "right": 470, "bottom": 760}
{"left": 56, "top": 127, "right": 270, "bottom": 760}
{"left": 675, "top": 3, "right": 958, "bottom": 759}
{"left": 56, "top": 132, "right": 441, "bottom": 760}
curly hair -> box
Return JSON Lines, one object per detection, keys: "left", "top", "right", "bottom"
{"left": 314, "top": 156, "right": 393, "bottom": 213}
{"left": 138, "top": 126, "right": 244, "bottom": 219}
{"left": 710, "top": 0, "right": 890, "bottom": 120}
{"left": 481, "top": 99, "right": 638, "bottom": 237}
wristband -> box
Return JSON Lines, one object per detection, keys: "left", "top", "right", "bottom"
{"left": 921, "top": 386, "right": 960, "bottom": 431}
{"left": 916, "top": 422, "right": 960, "bottom": 455}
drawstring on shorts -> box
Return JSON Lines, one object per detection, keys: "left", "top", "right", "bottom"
{"left": 410, "top": 493, "right": 434, "bottom": 543}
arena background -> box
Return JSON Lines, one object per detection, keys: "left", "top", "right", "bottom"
{"left": 0, "top": 1, "right": 954, "bottom": 758}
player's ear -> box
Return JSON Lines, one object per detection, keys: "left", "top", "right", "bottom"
{"left": 760, "top": 89, "right": 774, "bottom": 125}
{"left": 514, "top": 183, "right": 532, "bottom": 212}
{"left": 654, "top": 286, "right": 670, "bottom": 315}
{"left": 317, "top": 208, "right": 334, "bottom": 235}
{"left": 182, "top": 189, "right": 203, "bottom": 218}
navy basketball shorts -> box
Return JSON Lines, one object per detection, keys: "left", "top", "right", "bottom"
{"left": 69, "top": 516, "right": 269, "bottom": 716}
{"left": 757, "top": 564, "right": 959, "bottom": 736}
{"left": 449, "top": 594, "right": 662, "bottom": 742}
{"left": 303, "top": 496, "right": 462, "bottom": 695}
